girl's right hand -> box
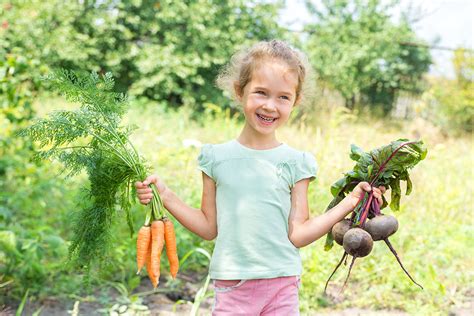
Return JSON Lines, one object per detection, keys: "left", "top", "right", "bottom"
{"left": 135, "top": 174, "right": 168, "bottom": 205}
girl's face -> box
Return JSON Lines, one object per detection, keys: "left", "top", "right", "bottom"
{"left": 236, "top": 60, "right": 299, "bottom": 138}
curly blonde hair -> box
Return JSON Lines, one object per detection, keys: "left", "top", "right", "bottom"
{"left": 216, "top": 40, "right": 314, "bottom": 106}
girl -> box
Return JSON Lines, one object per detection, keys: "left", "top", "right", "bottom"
{"left": 135, "top": 40, "right": 385, "bottom": 315}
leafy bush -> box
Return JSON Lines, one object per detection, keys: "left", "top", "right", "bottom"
{"left": 305, "top": 0, "right": 431, "bottom": 112}
{"left": 420, "top": 49, "right": 473, "bottom": 133}
{"left": 0, "top": 159, "right": 83, "bottom": 303}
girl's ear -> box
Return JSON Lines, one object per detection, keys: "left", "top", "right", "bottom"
{"left": 234, "top": 82, "right": 242, "bottom": 101}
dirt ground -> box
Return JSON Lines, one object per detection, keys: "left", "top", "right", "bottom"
{"left": 2, "top": 276, "right": 473, "bottom": 316}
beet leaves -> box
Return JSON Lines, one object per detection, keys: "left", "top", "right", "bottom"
{"left": 325, "top": 139, "right": 427, "bottom": 250}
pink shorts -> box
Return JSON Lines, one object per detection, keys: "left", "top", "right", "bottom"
{"left": 212, "top": 276, "right": 300, "bottom": 315}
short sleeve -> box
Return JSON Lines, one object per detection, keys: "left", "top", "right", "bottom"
{"left": 197, "top": 144, "right": 215, "bottom": 180}
{"left": 293, "top": 152, "right": 318, "bottom": 185}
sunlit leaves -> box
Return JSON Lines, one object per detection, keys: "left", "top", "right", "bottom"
{"left": 304, "top": 0, "right": 431, "bottom": 112}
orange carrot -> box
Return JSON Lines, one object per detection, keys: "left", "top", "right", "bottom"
{"left": 163, "top": 218, "right": 179, "bottom": 279}
{"left": 150, "top": 220, "right": 165, "bottom": 282}
{"left": 136, "top": 225, "right": 151, "bottom": 274}
{"left": 145, "top": 241, "right": 158, "bottom": 288}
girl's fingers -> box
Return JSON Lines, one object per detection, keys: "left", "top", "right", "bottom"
{"left": 144, "top": 175, "right": 158, "bottom": 186}
{"left": 136, "top": 188, "right": 152, "bottom": 194}
{"left": 377, "top": 193, "right": 383, "bottom": 205}
{"left": 138, "top": 193, "right": 153, "bottom": 200}
{"left": 137, "top": 175, "right": 163, "bottom": 204}
{"left": 140, "top": 199, "right": 151, "bottom": 205}
{"left": 359, "top": 181, "right": 371, "bottom": 192}
{"left": 371, "top": 187, "right": 383, "bottom": 205}
{"left": 136, "top": 181, "right": 154, "bottom": 190}
{"left": 377, "top": 186, "right": 386, "bottom": 204}
{"left": 361, "top": 185, "right": 385, "bottom": 197}
{"left": 136, "top": 176, "right": 155, "bottom": 205}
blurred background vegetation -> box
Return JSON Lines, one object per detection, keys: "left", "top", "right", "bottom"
{"left": 1, "top": 0, "right": 472, "bottom": 315}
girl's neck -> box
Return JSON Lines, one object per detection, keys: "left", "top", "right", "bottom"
{"left": 237, "top": 124, "right": 281, "bottom": 150}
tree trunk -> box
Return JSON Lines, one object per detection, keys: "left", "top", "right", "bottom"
{"left": 345, "top": 94, "right": 356, "bottom": 110}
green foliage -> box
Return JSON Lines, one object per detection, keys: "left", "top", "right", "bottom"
{"left": 0, "top": 15, "right": 66, "bottom": 304}
{"left": 0, "top": 228, "right": 69, "bottom": 298}
{"left": 0, "top": 38, "right": 41, "bottom": 178}
{"left": 421, "top": 49, "right": 474, "bottom": 133}
{"left": 0, "top": 1, "right": 59, "bottom": 83}
{"left": 0, "top": 55, "right": 35, "bottom": 124}
{"left": 304, "top": 0, "right": 431, "bottom": 112}
{"left": 126, "top": 0, "right": 284, "bottom": 110}
{"left": 330, "top": 139, "right": 426, "bottom": 207}
{"left": 0, "top": 153, "right": 84, "bottom": 303}
{"left": 2, "top": 0, "right": 284, "bottom": 111}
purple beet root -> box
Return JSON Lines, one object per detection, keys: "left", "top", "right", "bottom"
{"left": 332, "top": 219, "right": 352, "bottom": 246}
{"left": 365, "top": 215, "right": 399, "bottom": 241}
{"left": 343, "top": 228, "right": 373, "bottom": 258}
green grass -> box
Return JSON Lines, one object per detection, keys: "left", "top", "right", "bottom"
{"left": 7, "top": 96, "right": 471, "bottom": 314}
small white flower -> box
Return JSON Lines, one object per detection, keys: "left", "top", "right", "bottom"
{"left": 182, "top": 138, "right": 202, "bottom": 148}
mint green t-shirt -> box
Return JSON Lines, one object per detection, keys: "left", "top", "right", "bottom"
{"left": 197, "top": 139, "right": 318, "bottom": 280}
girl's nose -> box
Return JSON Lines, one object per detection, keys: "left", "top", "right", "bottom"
{"left": 262, "top": 98, "right": 277, "bottom": 111}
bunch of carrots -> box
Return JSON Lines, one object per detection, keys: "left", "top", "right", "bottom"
{"left": 22, "top": 70, "right": 180, "bottom": 288}
{"left": 136, "top": 185, "right": 179, "bottom": 288}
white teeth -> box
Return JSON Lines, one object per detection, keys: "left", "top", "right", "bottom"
{"left": 257, "top": 114, "right": 275, "bottom": 122}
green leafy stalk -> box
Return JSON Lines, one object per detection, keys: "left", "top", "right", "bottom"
{"left": 20, "top": 69, "right": 164, "bottom": 270}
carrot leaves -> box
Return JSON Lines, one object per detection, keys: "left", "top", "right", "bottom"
{"left": 21, "top": 69, "right": 163, "bottom": 271}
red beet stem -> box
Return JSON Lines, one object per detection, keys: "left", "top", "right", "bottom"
{"left": 340, "top": 256, "right": 357, "bottom": 294}
{"left": 352, "top": 191, "right": 367, "bottom": 220}
{"left": 359, "top": 191, "right": 374, "bottom": 226}
{"left": 324, "top": 251, "right": 348, "bottom": 294}
{"left": 369, "top": 141, "right": 417, "bottom": 186}
{"left": 384, "top": 238, "right": 423, "bottom": 289}
{"left": 352, "top": 192, "right": 369, "bottom": 223}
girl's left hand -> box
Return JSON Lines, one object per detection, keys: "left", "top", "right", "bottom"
{"left": 345, "top": 182, "right": 387, "bottom": 210}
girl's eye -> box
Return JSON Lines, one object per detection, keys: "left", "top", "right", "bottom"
{"left": 280, "top": 96, "right": 290, "bottom": 100}
{"left": 255, "top": 90, "right": 266, "bottom": 95}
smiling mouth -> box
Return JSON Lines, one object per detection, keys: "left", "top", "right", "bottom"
{"left": 256, "top": 113, "right": 277, "bottom": 124}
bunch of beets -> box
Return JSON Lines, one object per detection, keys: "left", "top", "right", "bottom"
{"left": 324, "top": 139, "right": 427, "bottom": 292}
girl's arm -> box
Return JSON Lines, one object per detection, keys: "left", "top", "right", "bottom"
{"left": 288, "top": 180, "right": 384, "bottom": 248}
{"left": 136, "top": 173, "right": 217, "bottom": 241}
